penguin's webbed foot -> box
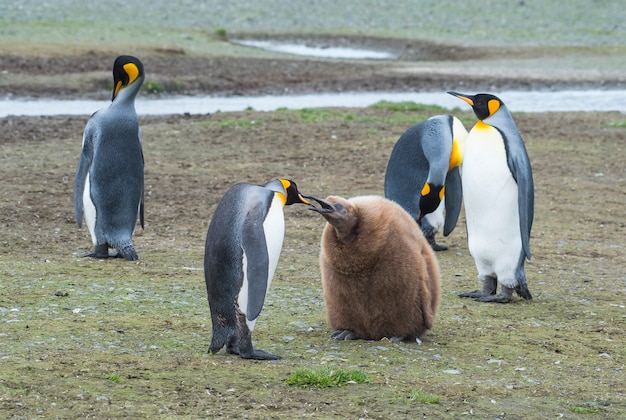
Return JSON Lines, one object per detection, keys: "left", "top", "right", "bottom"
{"left": 459, "top": 290, "right": 488, "bottom": 299}
{"left": 331, "top": 329, "right": 358, "bottom": 340}
{"left": 243, "top": 349, "right": 281, "bottom": 360}
{"left": 473, "top": 293, "right": 512, "bottom": 303}
{"left": 462, "top": 285, "right": 514, "bottom": 303}
{"left": 228, "top": 345, "right": 280, "bottom": 360}
{"left": 425, "top": 233, "right": 448, "bottom": 251}
{"left": 81, "top": 244, "right": 115, "bottom": 258}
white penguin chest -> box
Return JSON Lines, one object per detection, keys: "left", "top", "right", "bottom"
{"left": 263, "top": 195, "right": 286, "bottom": 286}
{"left": 462, "top": 125, "right": 520, "bottom": 252}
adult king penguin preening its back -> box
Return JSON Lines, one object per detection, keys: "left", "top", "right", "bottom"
{"left": 384, "top": 115, "right": 467, "bottom": 251}
{"left": 204, "top": 179, "right": 310, "bottom": 360}
{"left": 74, "top": 55, "right": 145, "bottom": 260}
{"left": 448, "top": 92, "right": 534, "bottom": 303}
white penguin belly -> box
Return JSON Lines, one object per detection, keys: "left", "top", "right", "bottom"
{"left": 82, "top": 174, "right": 97, "bottom": 244}
{"left": 262, "top": 195, "right": 286, "bottom": 293}
{"left": 237, "top": 195, "right": 285, "bottom": 332}
{"left": 462, "top": 127, "right": 522, "bottom": 281}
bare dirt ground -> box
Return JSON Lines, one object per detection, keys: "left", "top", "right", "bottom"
{"left": 1, "top": 35, "right": 625, "bottom": 418}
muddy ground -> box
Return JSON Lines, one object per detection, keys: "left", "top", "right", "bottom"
{"left": 1, "top": 36, "right": 625, "bottom": 418}
{"left": 2, "top": 35, "right": 624, "bottom": 100}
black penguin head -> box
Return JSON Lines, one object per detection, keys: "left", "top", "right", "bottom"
{"left": 448, "top": 91, "right": 503, "bottom": 121}
{"left": 418, "top": 182, "right": 444, "bottom": 220}
{"left": 112, "top": 55, "right": 145, "bottom": 101}
{"left": 277, "top": 179, "right": 310, "bottom": 206}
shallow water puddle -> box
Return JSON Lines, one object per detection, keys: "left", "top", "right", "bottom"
{"left": 232, "top": 39, "right": 396, "bottom": 59}
{"left": 1, "top": 90, "right": 625, "bottom": 117}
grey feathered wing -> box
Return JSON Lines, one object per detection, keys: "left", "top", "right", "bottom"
{"left": 73, "top": 122, "right": 95, "bottom": 228}
{"left": 240, "top": 201, "right": 270, "bottom": 321}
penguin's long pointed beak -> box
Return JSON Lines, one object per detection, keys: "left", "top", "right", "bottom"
{"left": 447, "top": 91, "right": 474, "bottom": 106}
{"left": 301, "top": 194, "right": 335, "bottom": 214}
{"left": 297, "top": 194, "right": 310, "bottom": 205}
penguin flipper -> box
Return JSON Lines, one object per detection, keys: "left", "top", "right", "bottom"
{"left": 73, "top": 125, "right": 95, "bottom": 227}
{"left": 443, "top": 166, "right": 463, "bottom": 236}
{"left": 139, "top": 148, "right": 145, "bottom": 229}
{"left": 505, "top": 136, "right": 534, "bottom": 260}
{"left": 241, "top": 205, "right": 271, "bottom": 321}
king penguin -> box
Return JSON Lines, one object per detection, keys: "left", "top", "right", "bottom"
{"left": 384, "top": 115, "right": 467, "bottom": 250}
{"left": 74, "top": 55, "right": 145, "bottom": 261}
{"left": 204, "top": 179, "right": 310, "bottom": 360}
{"left": 448, "top": 92, "right": 534, "bottom": 303}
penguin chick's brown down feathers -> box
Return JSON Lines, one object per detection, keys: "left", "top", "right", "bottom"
{"left": 307, "top": 195, "right": 441, "bottom": 342}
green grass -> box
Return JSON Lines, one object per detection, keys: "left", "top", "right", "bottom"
{"left": 369, "top": 101, "right": 447, "bottom": 113}
{"left": 394, "top": 389, "right": 441, "bottom": 404}
{"left": 286, "top": 366, "right": 370, "bottom": 388}
{"left": 607, "top": 119, "right": 626, "bottom": 128}
{"left": 1, "top": 109, "right": 625, "bottom": 418}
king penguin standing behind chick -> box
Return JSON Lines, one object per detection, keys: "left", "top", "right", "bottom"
{"left": 74, "top": 55, "right": 145, "bottom": 260}
{"left": 448, "top": 92, "right": 534, "bottom": 303}
{"left": 384, "top": 115, "right": 467, "bottom": 251}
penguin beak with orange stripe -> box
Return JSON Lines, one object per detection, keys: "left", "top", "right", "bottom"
{"left": 448, "top": 91, "right": 501, "bottom": 120}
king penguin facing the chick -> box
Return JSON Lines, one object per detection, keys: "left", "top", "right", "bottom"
{"left": 384, "top": 115, "right": 467, "bottom": 250}
{"left": 448, "top": 92, "right": 534, "bottom": 303}
{"left": 74, "top": 55, "right": 145, "bottom": 260}
{"left": 204, "top": 179, "right": 310, "bottom": 360}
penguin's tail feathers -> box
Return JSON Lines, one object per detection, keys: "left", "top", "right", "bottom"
{"left": 209, "top": 324, "right": 234, "bottom": 354}
{"left": 515, "top": 284, "right": 533, "bottom": 300}
{"left": 112, "top": 239, "right": 139, "bottom": 261}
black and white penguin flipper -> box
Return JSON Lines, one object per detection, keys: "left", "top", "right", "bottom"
{"left": 505, "top": 137, "right": 534, "bottom": 261}
{"left": 204, "top": 179, "right": 310, "bottom": 360}
{"left": 73, "top": 126, "right": 94, "bottom": 229}
{"left": 442, "top": 165, "right": 462, "bottom": 237}
{"left": 240, "top": 200, "right": 272, "bottom": 321}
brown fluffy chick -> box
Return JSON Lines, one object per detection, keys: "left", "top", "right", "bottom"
{"left": 307, "top": 194, "right": 441, "bottom": 342}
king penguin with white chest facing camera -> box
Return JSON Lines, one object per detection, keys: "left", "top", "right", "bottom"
{"left": 204, "top": 179, "right": 310, "bottom": 360}
{"left": 74, "top": 55, "right": 145, "bottom": 260}
{"left": 448, "top": 92, "right": 534, "bottom": 303}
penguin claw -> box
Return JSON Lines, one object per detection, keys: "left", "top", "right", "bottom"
{"left": 331, "top": 329, "right": 358, "bottom": 340}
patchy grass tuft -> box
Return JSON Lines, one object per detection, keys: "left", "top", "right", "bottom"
{"left": 287, "top": 366, "right": 370, "bottom": 388}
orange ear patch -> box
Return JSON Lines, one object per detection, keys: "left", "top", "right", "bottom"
{"left": 123, "top": 63, "right": 140, "bottom": 85}
{"left": 488, "top": 99, "right": 501, "bottom": 116}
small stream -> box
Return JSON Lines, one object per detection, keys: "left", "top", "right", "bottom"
{"left": 1, "top": 89, "right": 625, "bottom": 118}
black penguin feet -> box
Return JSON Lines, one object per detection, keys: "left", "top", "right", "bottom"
{"left": 424, "top": 233, "right": 449, "bottom": 251}
{"left": 331, "top": 329, "right": 358, "bottom": 340}
{"left": 226, "top": 344, "right": 280, "bottom": 360}
{"left": 473, "top": 293, "right": 512, "bottom": 303}
{"left": 459, "top": 290, "right": 488, "bottom": 299}
{"left": 82, "top": 244, "right": 116, "bottom": 258}
{"left": 244, "top": 349, "right": 281, "bottom": 360}
{"left": 460, "top": 283, "right": 515, "bottom": 303}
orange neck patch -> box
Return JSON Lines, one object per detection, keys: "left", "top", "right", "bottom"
{"left": 449, "top": 139, "right": 462, "bottom": 169}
